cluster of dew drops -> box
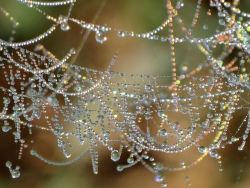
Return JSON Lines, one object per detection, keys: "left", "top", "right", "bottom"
{"left": 0, "top": 0, "right": 250, "bottom": 188}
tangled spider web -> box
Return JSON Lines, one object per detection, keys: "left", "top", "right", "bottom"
{"left": 0, "top": 0, "right": 250, "bottom": 187}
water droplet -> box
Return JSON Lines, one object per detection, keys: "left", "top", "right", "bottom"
{"left": 176, "top": 0, "right": 184, "bottom": 9}
{"left": 95, "top": 31, "right": 107, "bottom": 44}
{"left": 159, "top": 129, "right": 168, "bottom": 137}
{"left": 180, "top": 161, "right": 186, "bottom": 169}
{"left": 161, "top": 183, "right": 167, "bottom": 187}
{"left": 103, "top": 131, "right": 110, "bottom": 140}
{"left": 61, "top": 22, "right": 70, "bottom": 31}
{"left": 218, "top": 19, "right": 226, "bottom": 26}
{"left": 5, "top": 161, "right": 12, "bottom": 168}
{"left": 238, "top": 141, "right": 246, "bottom": 151}
{"left": 33, "top": 109, "right": 41, "bottom": 119}
{"left": 198, "top": 146, "right": 207, "bottom": 154}
{"left": 127, "top": 157, "right": 134, "bottom": 164}
{"left": 2, "top": 125, "right": 12, "bottom": 133}
{"left": 10, "top": 169, "right": 20, "bottom": 179}
{"left": 155, "top": 174, "right": 164, "bottom": 182}
{"left": 70, "top": 48, "right": 76, "bottom": 55}
{"left": 181, "top": 65, "right": 188, "bottom": 74}
{"left": 30, "top": 149, "right": 36, "bottom": 156}
{"left": 116, "top": 165, "right": 123, "bottom": 172}
{"left": 209, "top": 150, "right": 221, "bottom": 159}
{"left": 5, "top": 161, "right": 21, "bottom": 179}
{"left": 117, "top": 31, "right": 126, "bottom": 38}
{"left": 27, "top": 3, "right": 33, "bottom": 8}
{"left": 58, "top": 16, "right": 70, "bottom": 31}
{"left": 47, "top": 96, "right": 59, "bottom": 107}
{"left": 63, "top": 148, "right": 72, "bottom": 159}
{"left": 111, "top": 150, "right": 120, "bottom": 162}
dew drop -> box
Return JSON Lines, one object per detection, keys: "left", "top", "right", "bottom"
{"left": 58, "top": 16, "right": 70, "bottom": 31}
{"left": 27, "top": 3, "right": 33, "bottom": 8}
{"left": 5, "top": 161, "right": 21, "bottom": 179}
{"left": 116, "top": 165, "right": 124, "bottom": 172}
{"left": 60, "top": 22, "right": 70, "bottom": 31}
{"left": 2, "top": 125, "right": 12, "bottom": 133}
{"left": 111, "top": 150, "right": 120, "bottom": 162}
{"left": 47, "top": 96, "right": 59, "bottom": 107}
{"left": 155, "top": 174, "right": 164, "bottom": 183}
{"left": 218, "top": 19, "right": 226, "bottom": 26}
{"left": 198, "top": 146, "right": 207, "bottom": 154}
{"left": 70, "top": 48, "right": 76, "bottom": 55}
{"left": 161, "top": 183, "right": 167, "bottom": 188}
{"left": 95, "top": 31, "right": 107, "bottom": 44}
{"left": 209, "top": 150, "right": 221, "bottom": 159}
{"left": 176, "top": 0, "right": 184, "bottom": 9}
{"left": 117, "top": 31, "right": 126, "bottom": 38}
{"left": 159, "top": 129, "right": 168, "bottom": 137}
{"left": 127, "top": 157, "right": 134, "bottom": 164}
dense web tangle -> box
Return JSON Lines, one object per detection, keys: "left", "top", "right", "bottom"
{"left": 0, "top": 0, "right": 250, "bottom": 187}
